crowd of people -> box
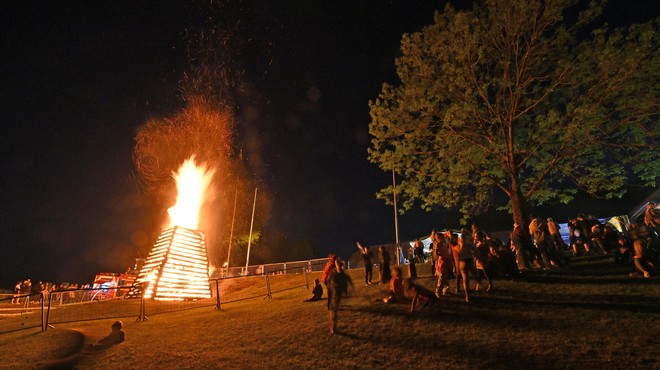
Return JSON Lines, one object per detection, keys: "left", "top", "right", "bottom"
{"left": 315, "top": 204, "right": 659, "bottom": 332}
{"left": 9, "top": 279, "right": 91, "bottom": 305}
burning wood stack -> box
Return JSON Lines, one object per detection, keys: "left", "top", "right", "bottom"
{"left": 128, "top": 156, "right": 215, "bottom": 301}
{"left": 128, "top": 226, "right": 211, "bottom": 300}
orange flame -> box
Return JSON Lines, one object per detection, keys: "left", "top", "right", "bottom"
{"left": 167, "top": 156, "right": 215, "bottom": 230}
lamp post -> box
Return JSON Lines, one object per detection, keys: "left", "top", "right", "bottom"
{"left": 244, "top": 187, "right": 257, "bottom": 275}
{"left": 225, "top": 187, "right": 238, "bottom": 277}
{"left": 392, "top": 166, "right": 400, "bottom": 265}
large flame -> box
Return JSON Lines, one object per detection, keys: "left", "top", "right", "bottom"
{"left": 167, "top": 156, "right": 215, "bottom": 230}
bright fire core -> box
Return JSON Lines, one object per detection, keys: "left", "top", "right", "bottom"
{"left": 167, "top": 157, "right": 215, "bottom": 230}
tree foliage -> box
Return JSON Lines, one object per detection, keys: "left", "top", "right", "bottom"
{"left": 368, "top": 0, "right": 659, "bottom": 224}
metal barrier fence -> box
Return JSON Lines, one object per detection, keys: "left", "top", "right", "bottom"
{"left": 262, "top": 258, "right": 330, "bottom": 275}
{"left": 210, "top": 263, "right": 317, "bottom": 309}
{"left": 0, "top": 293, "right": 44, "bottom": 334}
{"left": 261, "top": 265, "right": 311, "bottom": 297}
{"left": 46, "top": 288, "right": 141, "bottom": 327}
{"left": 210, "top": 274, "right": 269, "bottom": 306}
{"left": 44, "top": 268, "right": 313, "bottom": 328}
{"left": 0, "top": 258, "right": 331, "bottom": 332}
{"left": 221, "top": 258, "right": 329, "bottom": 277}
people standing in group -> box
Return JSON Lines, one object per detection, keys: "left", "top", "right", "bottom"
{"left": 510, "top": 222, "right": 530, "bottom": 272}
{"left": 430, "top": 230, "right": 440, "bottom": 276}
{"left": 435, "top": 230, "right": 454, "bottom": 297}
{"left": 590, "top": 223, "right": 608, "bottom": 254}
{"left": 547, "top": 217, "right": 566, "bottom": 256}
{"left": 446, "top": 230, "right": 462, "bottom": 294}
{"left": 407, "top": 245, "right": 417, "bottom": 278}
{"left": 575, "top": 213, "right": 593, "bottom": 249}
{"left": 529, "top": 214, "right": 561, "bottom": 268}
{"left": 486, "top": 234, "right": 518, "bottom": 277}
{"left": 472, "top": 223, "right": 493, "bottom": 292}
{"left": 457, "top": 229, "right": 477, "bottom": 302}
{"left": 378, "top": 245, "right": 392, "bottom": 284}
{"left": 326, "top": 259, "right": 353, "bottom": 334}
{"left": 11, "top": 281, "right": 22, "bottom": 304}
{"left": 413, "top": 239, "right": 425, "bottom": 263}
{"left": 644, "top": 202, "right": 659, "bottom": 235}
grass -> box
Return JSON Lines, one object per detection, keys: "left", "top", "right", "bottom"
{"left": 1, "top": 256, "right": 658, "bottom": 369}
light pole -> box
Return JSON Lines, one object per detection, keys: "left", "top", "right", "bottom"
{"left": 244, "top": 187, "right": 258, "bottom": 275}
{"left": 392, "top": 166, "right": 400, "bottom": 265}
{"left": 225, "top": 187, "right": 238, "bottom": 277}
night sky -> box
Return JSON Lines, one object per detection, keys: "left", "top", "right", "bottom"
{"left": 1, "top": 1, "right": 656, "bottom": 288}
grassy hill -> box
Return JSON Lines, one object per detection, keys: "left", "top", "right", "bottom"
{"left": 1, "top": 256, "right": 658, "bottom": 369}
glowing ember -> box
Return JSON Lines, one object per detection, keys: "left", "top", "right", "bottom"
{"left": 167, "top": 156, "right": 215, "bottom": 230}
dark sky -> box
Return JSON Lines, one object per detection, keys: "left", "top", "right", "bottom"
{"left": 1, "top": 1, "right": 656, "bottom": 288}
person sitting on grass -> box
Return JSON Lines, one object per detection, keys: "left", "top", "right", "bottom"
{"left": 91, "top": 321, "right": 125, "bottom": 350}
{"left": 303, "top": 279, "right": 323, "bottom": 302}
{"left": 632, "top": 239, "right": 654, "bottom": 278}
{"left": 375, "top": 266, "right": 405, "bottom": 303}
{"left": 403, "top": 278, "right": 437, "bottom": 313}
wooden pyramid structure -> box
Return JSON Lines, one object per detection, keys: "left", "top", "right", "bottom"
{"left": 128, "top": 226, "right": 211, "bottom": 300}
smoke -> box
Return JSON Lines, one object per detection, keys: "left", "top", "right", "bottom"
{"left": 132, "top": 1, "right": 275, "bottom": 268}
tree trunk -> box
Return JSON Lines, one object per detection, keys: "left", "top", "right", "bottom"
{"left": 509, "top": 180, "right": 528, "bottom": 228}
{"left": 510, "top": 179, "right": 532, "bottom": 269}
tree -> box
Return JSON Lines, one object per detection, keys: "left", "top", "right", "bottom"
{"left": 368, "top": 0, "right": 659, "bottom": 227}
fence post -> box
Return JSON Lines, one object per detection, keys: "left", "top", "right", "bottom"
{"left": 137, "top": 283, "right": 148, "bottom": 322}
{"left": 214, "top": 279, "right": 221, "bottom": 310}
{"left": 265, "top": 275, "right": 272, "bottom": 299}
{"left": 304, "top": 268, "right": 309, "bottom": 290}
{"left": 40, "top": 293, "right": 45, "bottom": 332}
{"left": 45, "top": 292, "right": 53, "bottom": 331}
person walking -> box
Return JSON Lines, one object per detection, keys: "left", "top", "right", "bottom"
{"left": 321, "top": 253, "right": 337, "bottom": 303}
{"left": 326, "top": 259, "right": 353, "bottom": 333}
